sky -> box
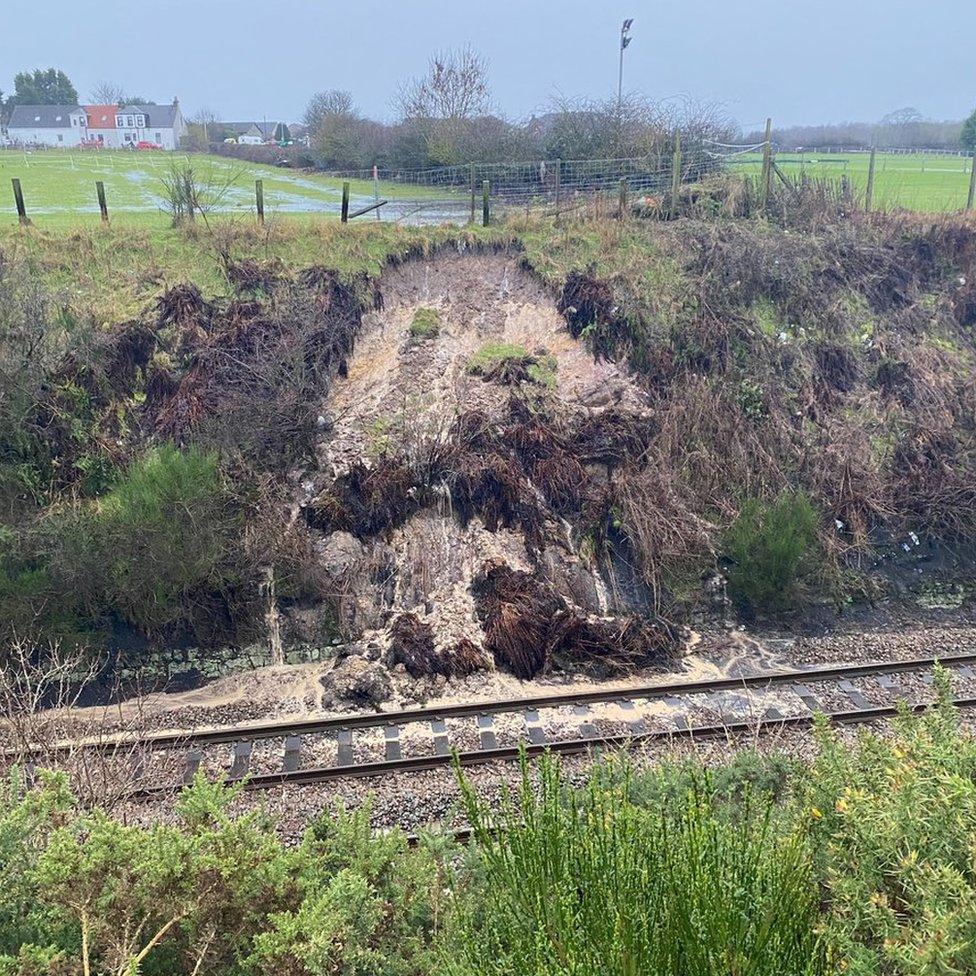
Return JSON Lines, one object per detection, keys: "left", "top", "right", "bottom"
{"left": 1, "top": 0, "right": 973, "bottom": 129}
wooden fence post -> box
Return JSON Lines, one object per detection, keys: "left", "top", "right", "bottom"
{"left": 968, "top": 152, "right": 976, "bottom": 211}
{"left": 469, "top": 163, "right": 476, "bottom": 223}
{"left": 11, "top": 179, "right": 28, "bottom": 225}
{"left": 255, "top": 179, "right": 264, "bottom": 223}
{"left": 554, "top": 159, "right": 562, "bottom": 214}
{"left": 95, "top": 180, "right": 109, "bottom": 223}
{"left": 482, "top": 180, "right": 490, "bottom": 227}
{"left": 759, "top": 117, "right": 773, "bottom": 210}
{"left": 670, "top": 133, "right": 682, "bottom": 216}
{"left": 372, "top": 165, "right": 380, "bottom": 221}
{"left": 341, "top": 181, "right": 350, "bottom": 223}
{"left": 618, "top": 177, "right": 629, "bottom": 218}
{"left": 865, "top": 148, "right": 876, "bottom": 212}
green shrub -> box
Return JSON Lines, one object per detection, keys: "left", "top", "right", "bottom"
{"left": 91, "top": 444, "right": 243, "bottom": 634}
{"left": 448, "top": 754, "right": 827, "bottom": 976}
{"left": 805, "top": 674, "right": 976, "bottom": 975}
{"left": 408, "top": 306, "right": 441, "bottom": 340}
{"left": 723, "top": 490, "right": 819, "bottom": 613}
{"left": 250, "top": 802, "right": 444, "bottom": 976}
{"left": 0, "top": 445, "right": 246, "bottom": 646}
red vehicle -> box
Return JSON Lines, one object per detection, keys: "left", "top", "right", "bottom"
{"left": 136, "top": 140, "right": 162, "bottom": 150}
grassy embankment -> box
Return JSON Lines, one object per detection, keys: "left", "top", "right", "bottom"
{"left": 2, "top": 207, "right": 976, "bottom": 653}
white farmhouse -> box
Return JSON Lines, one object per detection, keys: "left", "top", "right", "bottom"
{"left": 5, "top": 105, "right": 88, "bottom": 146}
{"left": 111, "top": 100, "right": 187, "bottom": 149}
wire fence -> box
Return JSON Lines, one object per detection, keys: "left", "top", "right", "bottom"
{"left": 321, "top": 147, "right": 727, "bottom": 222}
{"left": 1, "top": 139, "right": 973, "bottom": 226}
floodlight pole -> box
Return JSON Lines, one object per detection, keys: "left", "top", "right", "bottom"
{"left": 616, "top": 19, "right": 634, "bottom": 120}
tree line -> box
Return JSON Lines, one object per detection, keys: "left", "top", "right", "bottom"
{"left": 750, "top": 106, "right": 976, "bottom": 152}
{"left": 192, "top": 48, "right": 737, "bottom": 170}
{"left": 0, "top": 67, "right": 152, "bottom": 123}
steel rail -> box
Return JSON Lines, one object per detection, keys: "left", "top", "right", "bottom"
{"left": 18, "top": 650, "right": 976, "bottom": 759}
{"left": 127, "top": 692, "right": 976, "bottom": 799}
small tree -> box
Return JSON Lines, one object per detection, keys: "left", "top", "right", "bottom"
{"left": 89, "top": 81, "right": 125, "bottom": 105}
{"left": 304, "top": 90, "right": 376, "bottom": 168}
{"left": 962, "top": 107, "right": 976, "bottom": 153}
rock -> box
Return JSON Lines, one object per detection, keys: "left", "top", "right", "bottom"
{"left": 320, "top": 656, "right": 392, "bottom": 708}
{"left": 319, "top": 531, "right": 365, "bottom": 576}
{"left": 281, "top": 603, "right": 338, "bottom": 644}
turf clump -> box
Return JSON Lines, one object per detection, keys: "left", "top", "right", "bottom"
{"left": 408, "top": 306, "right": 441, "bottom": 340}
{"left": 466, "top": 342, "right": 557, "bottom": 387}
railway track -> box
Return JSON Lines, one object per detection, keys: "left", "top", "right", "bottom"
{"left": 16, "top": 652, "right": 976, "bottom": 798}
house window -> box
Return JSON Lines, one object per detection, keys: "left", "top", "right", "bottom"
{"left": 116, "top": 116, "right": 122, "bottom": 127}
{"left": 57, "top": 134, "right": 63, "bottom": 142}
{"left": 136, "top": 115, "right": 145, "bottom": 127}
{"left": 155, "top": 132, "right": 161, "bottom": 143}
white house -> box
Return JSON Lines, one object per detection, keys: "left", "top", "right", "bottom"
{"left": 3, "top": 99, "right": 187, "bottom": 150}
{"left": 5, "top": 105, "right": 88, "bottom": 146}
{"left": 218, "top": 121, "right": 292, "bottom": 145}
{"left": 110, "top": 100, "right": 187, "bottom": 150}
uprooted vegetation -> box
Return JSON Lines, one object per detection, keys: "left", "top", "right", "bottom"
{"left": 2, "top": 207, "right": 976, "bottom": 689}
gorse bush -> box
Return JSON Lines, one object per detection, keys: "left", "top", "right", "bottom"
{"left": 0, "top": 446, "right": 247, "bottom": 647}
{"left": 723, "top": 490, "right": 819, "bottom": 614}
{"left": 805, "top": 671, "right": 976, "bottom": 976}
{"left": 449, "top": 754, "right": 827, "bottom": 976}
{"left": 91, "top": 444, "right": 241, "bottom": 634}
{"left": 0, "top": 774, "right": 444, "bottom": 976}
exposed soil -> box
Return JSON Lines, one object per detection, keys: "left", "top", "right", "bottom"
{"left": 297, "top": 251, "right": 673, "bottom": 689}
{"left": 322, "top": 251, "right": 646, "bottom": 473}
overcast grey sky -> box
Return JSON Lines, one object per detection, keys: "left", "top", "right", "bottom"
{"left": 2, "top": 0, "right": 972, "bottom": 128}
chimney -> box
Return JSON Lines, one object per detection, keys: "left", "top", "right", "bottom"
{"left": 173, "top": 96, "right": 179, "bottom": 106}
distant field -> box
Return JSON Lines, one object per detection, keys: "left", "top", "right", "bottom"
{"left": 731, "top": 150, "right": 975, "bottom": 212}
{"left": 0, "top": 150, "right": 453, "bottom": 227}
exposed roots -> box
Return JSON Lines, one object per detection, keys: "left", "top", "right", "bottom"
{"left": 389, "top": 613, "right": 487, "bottom": 678}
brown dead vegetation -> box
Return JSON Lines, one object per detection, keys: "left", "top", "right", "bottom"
{"left": 470, "top": 560, "right": 678, "bottom": 679}
{"left": 151, "top": 272, "right": 363, "bottom": 464}
{"left": 388, "top": 613, "right": 487, "bottom": 678}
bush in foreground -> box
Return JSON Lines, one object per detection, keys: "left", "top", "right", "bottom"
{"left": 1, "top": 676, "right": 976, "bottom": 973}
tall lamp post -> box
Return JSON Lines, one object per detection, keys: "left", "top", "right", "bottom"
{"left": 617, "top": 18, "right": 634, "bottom": 118}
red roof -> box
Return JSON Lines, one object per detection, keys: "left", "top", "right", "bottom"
{"left": 84, "top": 104, "right": 118, "bottom": 129}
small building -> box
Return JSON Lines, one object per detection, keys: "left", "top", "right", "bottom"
{"left": 218, "top": 120, "right": 291, "bottom": 145}
{"left": 5, "top": 105, "right": 88, "bottom": 147}
{"left": 83, "top": 103, "right": 119, "bottom": 147}
{"left": 112, "top": 100, "right": 187, "bottom": 149}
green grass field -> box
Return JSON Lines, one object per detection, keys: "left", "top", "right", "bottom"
{"left": 732, "top": 150, "right": 975, "bottom": 212}
{"left": 0, "top": 149, "right": 449, "bottom": 228}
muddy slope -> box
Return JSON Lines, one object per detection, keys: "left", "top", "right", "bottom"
{"left": 297, "top": 250, "right": 677, "bottom": 696}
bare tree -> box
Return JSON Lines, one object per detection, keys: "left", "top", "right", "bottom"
{"left": 0, "top": 639, "right": 159, "bottom": 809}
{"left": 397, "top": 47, "right": 490, "bottom": 121}
{"left": 90, "top": 81, "right": 126, "bottom": 105}
{"left": 304, "top": 89, "right": 356, "bottom": 129}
